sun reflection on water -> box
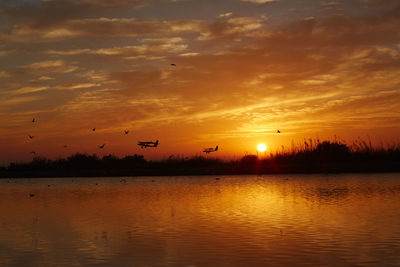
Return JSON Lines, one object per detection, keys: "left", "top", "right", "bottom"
{"left": 1, "top": 174, "right": 400, "bottom": 266}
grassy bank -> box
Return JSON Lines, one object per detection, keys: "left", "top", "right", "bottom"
{"left": 1, "top": 140, "right": 400, "bottom": 178}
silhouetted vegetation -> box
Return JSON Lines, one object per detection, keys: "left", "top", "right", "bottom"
{"left": 1, "top": 139, "right": 400, "bottom": 178}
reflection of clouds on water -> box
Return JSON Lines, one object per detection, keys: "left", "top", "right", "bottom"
{"left": 1, "top": 174, "right": 400, "bottom": 265}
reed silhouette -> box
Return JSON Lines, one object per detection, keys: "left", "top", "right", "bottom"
{"left": 1, "top": 139, "right": 399, "bottom": 178}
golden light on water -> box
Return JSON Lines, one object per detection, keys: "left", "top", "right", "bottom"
{"left": 2, "top": 176, "right": 400, "bottom": 266}
{"left": 257, "top": 143, "right": 267, "bottom": 152}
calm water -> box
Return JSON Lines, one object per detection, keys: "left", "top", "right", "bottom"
{"left": 1, "top": 174, "right": 400, "bottom": 266}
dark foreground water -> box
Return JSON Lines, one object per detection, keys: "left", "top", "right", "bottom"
{"left": 1, "top": 174, "right": 400, "bottom": 266}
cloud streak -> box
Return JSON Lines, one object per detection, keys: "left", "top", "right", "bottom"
{"left": 0, "top": 0, "right": 399, "bottom": 161}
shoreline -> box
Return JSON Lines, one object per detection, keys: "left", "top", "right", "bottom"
{"left": 2, "top": 140, "right": 399, "bottom": 178}
{"left": 2, "top": 168, "right": 400, "bottom": 179}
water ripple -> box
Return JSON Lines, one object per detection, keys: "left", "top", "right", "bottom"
{"left": 1, "top": 174, "right": 400, "bottom": 266}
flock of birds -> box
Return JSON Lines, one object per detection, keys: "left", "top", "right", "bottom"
{"left": 27, "top": 117, "right": 151, "bottom": 154}
{"left": 28, "top": 116, "right": 282, "bottom": 156}
{"left": 26, "top": 62, "right": 282, "bottom": 155}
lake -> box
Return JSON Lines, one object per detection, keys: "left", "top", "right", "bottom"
{"left": 1, "top": 174, "right": 400, "bottom": 266}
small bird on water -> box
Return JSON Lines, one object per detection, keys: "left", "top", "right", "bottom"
{"left": 99, "top": 144, "right": 105, "bottom": 149}
{"left": 277, "top": 130, "right": 281, "bottom": 133}
{"left": 29, "top": 193, "right": 35, "bottom": 198}
{"left": 28, "top": 135, "right": 34, "bottom": 139}
{"left": 124, "top": 130, "right": 129, "bottom": 135}
{"left": 92, "top": 128, "right": 96, "bottom": 131}
{"left": 32, "top": 118, "right": 35, "bottom": 123}
{"left": 170, "top": 63, "right": 176, "bottom": 67}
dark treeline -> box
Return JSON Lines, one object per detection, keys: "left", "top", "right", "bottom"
{"left": 1, "top": 140, "right": 400, "bottom": 178}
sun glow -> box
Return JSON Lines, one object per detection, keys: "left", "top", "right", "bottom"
{"left": 257, "top": 143, "right": 267, "bottom": 152}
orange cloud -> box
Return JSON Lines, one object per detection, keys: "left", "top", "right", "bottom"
{"left": 0, "top": 1, "right": 399, "bottom": 162}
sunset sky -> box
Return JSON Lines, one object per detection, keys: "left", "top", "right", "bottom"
{"left": 1, "top": 0, "right": 400, "bottom": 163}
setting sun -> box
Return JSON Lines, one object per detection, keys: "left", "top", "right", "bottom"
{"left": 0, "top": 1, "right": 400, "bottom": 266}
{"left": 257, "top": 144, "right": 267, "bottom": 152}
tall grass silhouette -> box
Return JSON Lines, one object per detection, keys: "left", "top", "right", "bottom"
{"left": 1, "top": 138, "right": 399, "bottom": 177}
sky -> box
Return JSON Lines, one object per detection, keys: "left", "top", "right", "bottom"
{"left": 0, "top": 0, "right": 400, "bottom": 163}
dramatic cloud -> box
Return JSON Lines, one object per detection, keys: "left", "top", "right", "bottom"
{"left": 47, "top": 37, "right": 188, "bottom": 57}
{"left": 0, "top": 0, "right": 399, "bottom": 162}
{"left": 0, "top": 18, "right": 204, "bottom": 43}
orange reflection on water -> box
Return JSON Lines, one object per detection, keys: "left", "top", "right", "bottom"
{"left": 1, "top": 174, "right": 400, "bottom": 266}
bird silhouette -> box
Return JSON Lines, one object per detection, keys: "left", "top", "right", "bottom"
{"left": 124, "top": 130, "right": 129, "bottom": 135}
{"left": 99, "top": 144, "right": 105, "bottom": 149}
{"left": 28, "top": 135, "right": 34, "bottom": 139}
{"left": 170, "top": 63, "right": 176, "bottom": 67}
{"left": 277, "top": 130, "right": 281, "bottom": 133}
{"left": 32, "top": 118, "right": 35, "bottom": 123}
{"left": 29, "top": 193, "right": 35, "bottom": 198}
{"left": 92, "top": 128, "right": 96, "bottom": 132}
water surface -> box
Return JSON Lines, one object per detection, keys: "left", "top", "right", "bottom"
{"left": 1, "top": 174, "right": 400, "bottom": 266}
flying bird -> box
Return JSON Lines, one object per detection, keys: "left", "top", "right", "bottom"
{"left": 99, "top": 144, "right": 105, "bottom": 149}
{"left": 170, "top": 63, "right": 176, "bottom": 67}
{"left": 28, "top": 135, "right": 34, "bottom": 139}
{"left": 124, "top": 130, "right": 129, "bottom": 135}
{"left": 92, "top": 128, "right": 96, "bottom": 132}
